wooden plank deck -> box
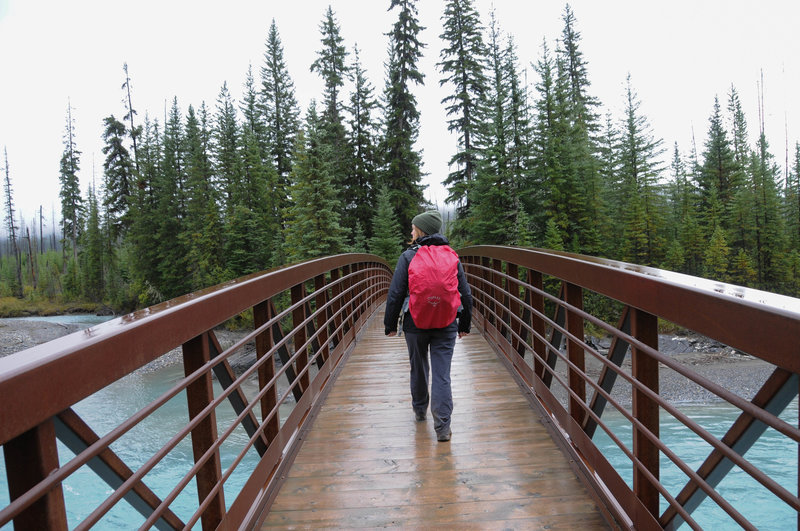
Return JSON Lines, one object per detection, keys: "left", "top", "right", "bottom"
{"left": 259, "top": 312, "right": 611, "bottom": 529}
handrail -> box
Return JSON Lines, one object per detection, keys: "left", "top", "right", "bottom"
{"left": 0, "top": 254, "right": 392, "bottom": 530}
{"left": 458, "top": 245, "right": 799, "bottom": 531}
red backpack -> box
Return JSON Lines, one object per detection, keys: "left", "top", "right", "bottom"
{"left": 408, "top": 245, "right": 461, "bottom": 329}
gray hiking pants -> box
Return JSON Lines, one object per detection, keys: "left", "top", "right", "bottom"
{"left": 404, "top": 321, "right": 457, "bottom": 437}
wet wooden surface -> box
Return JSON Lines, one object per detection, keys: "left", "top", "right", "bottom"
{"left": 260, "top": 314, "right": 610, "bottom": 529}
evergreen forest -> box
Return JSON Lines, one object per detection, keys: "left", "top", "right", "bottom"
{"left": 3, "top": 1, "right": 800, "bottom": 315}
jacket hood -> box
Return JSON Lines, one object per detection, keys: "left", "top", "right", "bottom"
{"left": 416, "top": 233, "right": 450, "bottom": 246}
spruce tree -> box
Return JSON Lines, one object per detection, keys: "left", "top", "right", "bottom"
{"left": 213, "top": 82, "right": 240, "bottom": 214}
{"left": 468, "top": 12, "right": 513, "bottom": 245}
{"left": 229, "top": 110, "right": 277, "bottom": 274}
{"left": 616, "top": 74, "right": 666, "bottom": 265}
{"left": 154, "top": 98, "right": 189, "bottom": 298}
{"left": 80, "top": 183, "right": 104, "bottom": 301}
{"left": 183, "top": 104, "right": 224, "bottom": 290}
{"left": 531, "top": 39, "right": 566, "bottom": 245}
{"left": 283, "top": 104, "right": 348, "bottom": 263}
{"left": 369, "top": 184, "right": 403, "bottom": 267}
{"left": 700, "top": 97, "right": 737, "bottom": 220}
{"left": 381, "top": 0, "right": 427, "bottom": 231}
{"left": 437, "top": 0, "right": 488, "bottom": 212}
{"left": 128, "top": 115, "right": 163, "bottom": 304}
{"left": 311, "top": 6, "right": 349, "bottom": 125}
{"left": 344, "top": 46, "right": 380, "bottom": 240}
{"left": 261, "top": 19, "right": 300, "bottom": 202}
{"left": 101, "top": 115, "right": 135, "bottom": 237}
{"left": 311, "top": 5, "right": 352, "bottom": 230}
{"left": 750, "top": 132, "right": 788, "bottom": 288}
{"left": 704, "top": 225, "right": 730, "bottom": 281}
{"left": 59, "top": 100, "right": 83, "bottom": 263}
{"left": 556, "top": 4, "right": 602, "bottom": 253}
{"left": 786, "top": 142, "right": 800, "bottom": 249}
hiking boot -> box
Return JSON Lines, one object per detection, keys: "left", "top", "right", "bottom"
{"left": 437, "top": 430, "right": 452, "bottom": 442}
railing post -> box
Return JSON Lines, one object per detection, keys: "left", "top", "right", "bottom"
{"left": 529, "top": 269, "right": 546, "bottom": 381}
{"left": 254, "top": 301, "right": 279, "bottom": 442}
{"left": 314, "top": 274, "right": 331, "bottom": 364}
{"left": 492, "top": 259, "right": 508, "bottom": 338}
{"left": 4, "top": 418, "right": 67, "bottom": 530}
{"left": 291, "top": 283, "right": 310, "bottom": 393}
{"left": 566, "top": 282, "right": 585, "bottom": 425}
{"left": 481, "top": 256, "right": 493, "bottom": 326}
{"left": 182, "top": 333, "right": 224, "bottom": 531}
{"left": 329, "top": 267, "right": 344, "bottom": 346}
{"left": 507, "top": 263, "right": 521, "bottom": 356}
{"left": 631, "top": 307, "right": 660, "bottom": 519}
{"left": 342, "top": 264, "right": 354, "bottom": 336}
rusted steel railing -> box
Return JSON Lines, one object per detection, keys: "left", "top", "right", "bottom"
{"left": 0, "top": 254, "right": 391, "bottom": 530}
{"left": 459, "top": 246, "right": 799, "bottom": 531}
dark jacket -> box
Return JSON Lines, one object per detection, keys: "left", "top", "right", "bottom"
{"left": 384, "top": 233, "right": 472, "bottom": 335}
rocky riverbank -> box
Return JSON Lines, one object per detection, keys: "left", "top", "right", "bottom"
{"left": 0, "top": 317, "right": 775, "bottom": 405}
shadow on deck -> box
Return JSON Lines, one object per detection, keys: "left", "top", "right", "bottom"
{"left": 259, "top": 310, "right": 611, "bottom": 529}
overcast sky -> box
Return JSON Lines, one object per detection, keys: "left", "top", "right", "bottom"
{"left": 1, "top": 0, "right": 798, "bottom": 236}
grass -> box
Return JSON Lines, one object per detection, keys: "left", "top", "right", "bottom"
{"left": 0, "top": 297, "right": 103, "bottom": 318}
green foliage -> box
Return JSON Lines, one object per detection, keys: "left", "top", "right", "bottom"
{"left": 9, "top": 3, "right": 800, "bottom": 316}
{"left": 283, "top": 108, "right": 349, "bottom": 263}
{"left": 438, "top": 0, "right": 488, "bottom": 211}
{"left": 381, "top": 0, "right": 427, "bottom": 231}
{"left": 704, "top": 226, "right": 730, "bottom": 281}
{"left": 101, "top": 114, "right": 134, "bottom": 236}
{"left": 369, "top": 185, "right": 403, "bottom": 267}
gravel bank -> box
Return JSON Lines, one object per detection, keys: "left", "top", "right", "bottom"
{"left": 0, "top": 318, "right": 776, "bottom": 405}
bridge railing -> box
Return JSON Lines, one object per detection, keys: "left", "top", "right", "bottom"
{"left": 459, "top": 245, "right": 799, "bottom": 531}
{"left": 0, "top": 254, "right": 392, "bottom": 530}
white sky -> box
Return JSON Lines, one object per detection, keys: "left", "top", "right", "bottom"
{"left": 1, "top": 0, "right": 798, "bottom": 236}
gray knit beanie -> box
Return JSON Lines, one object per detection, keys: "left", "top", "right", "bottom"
{"left": 412, "top": 210, "right": 442, "bottom": 235}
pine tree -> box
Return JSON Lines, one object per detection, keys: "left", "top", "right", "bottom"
{"left": 369, "top": 184, "right": 403, "bottom": 267}
{"left": 101, "top": 115, "right": 135, "bottom": 237}
{"left": 283, "top": 104, "right": 348, "bottom": 262}
{"left": 59, "top": 100, "right": 83, "bottom": 263}
{"left": 381, "top": 0, "right": 427, "bottom": 231}
{"left": 261, "top": 19, "right": 300, "bottom": 202}
{"left": 438, "top": 0, "right": 488, "bottom": 212}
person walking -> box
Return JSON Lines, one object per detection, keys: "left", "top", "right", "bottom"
{"left": 384, "top": 210, "right": 472, "bottom": 442}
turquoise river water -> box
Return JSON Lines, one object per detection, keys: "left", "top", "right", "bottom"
{"left": 0, "top": 316, "right": 797, "bottom": 529}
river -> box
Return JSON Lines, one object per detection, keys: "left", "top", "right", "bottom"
{"left": 0, "top": 316, "right": 797, "bottom": 529}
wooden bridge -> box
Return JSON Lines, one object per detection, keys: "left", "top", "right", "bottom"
{"left": 1, "top": 247, "right": 798, "bottom": 530}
